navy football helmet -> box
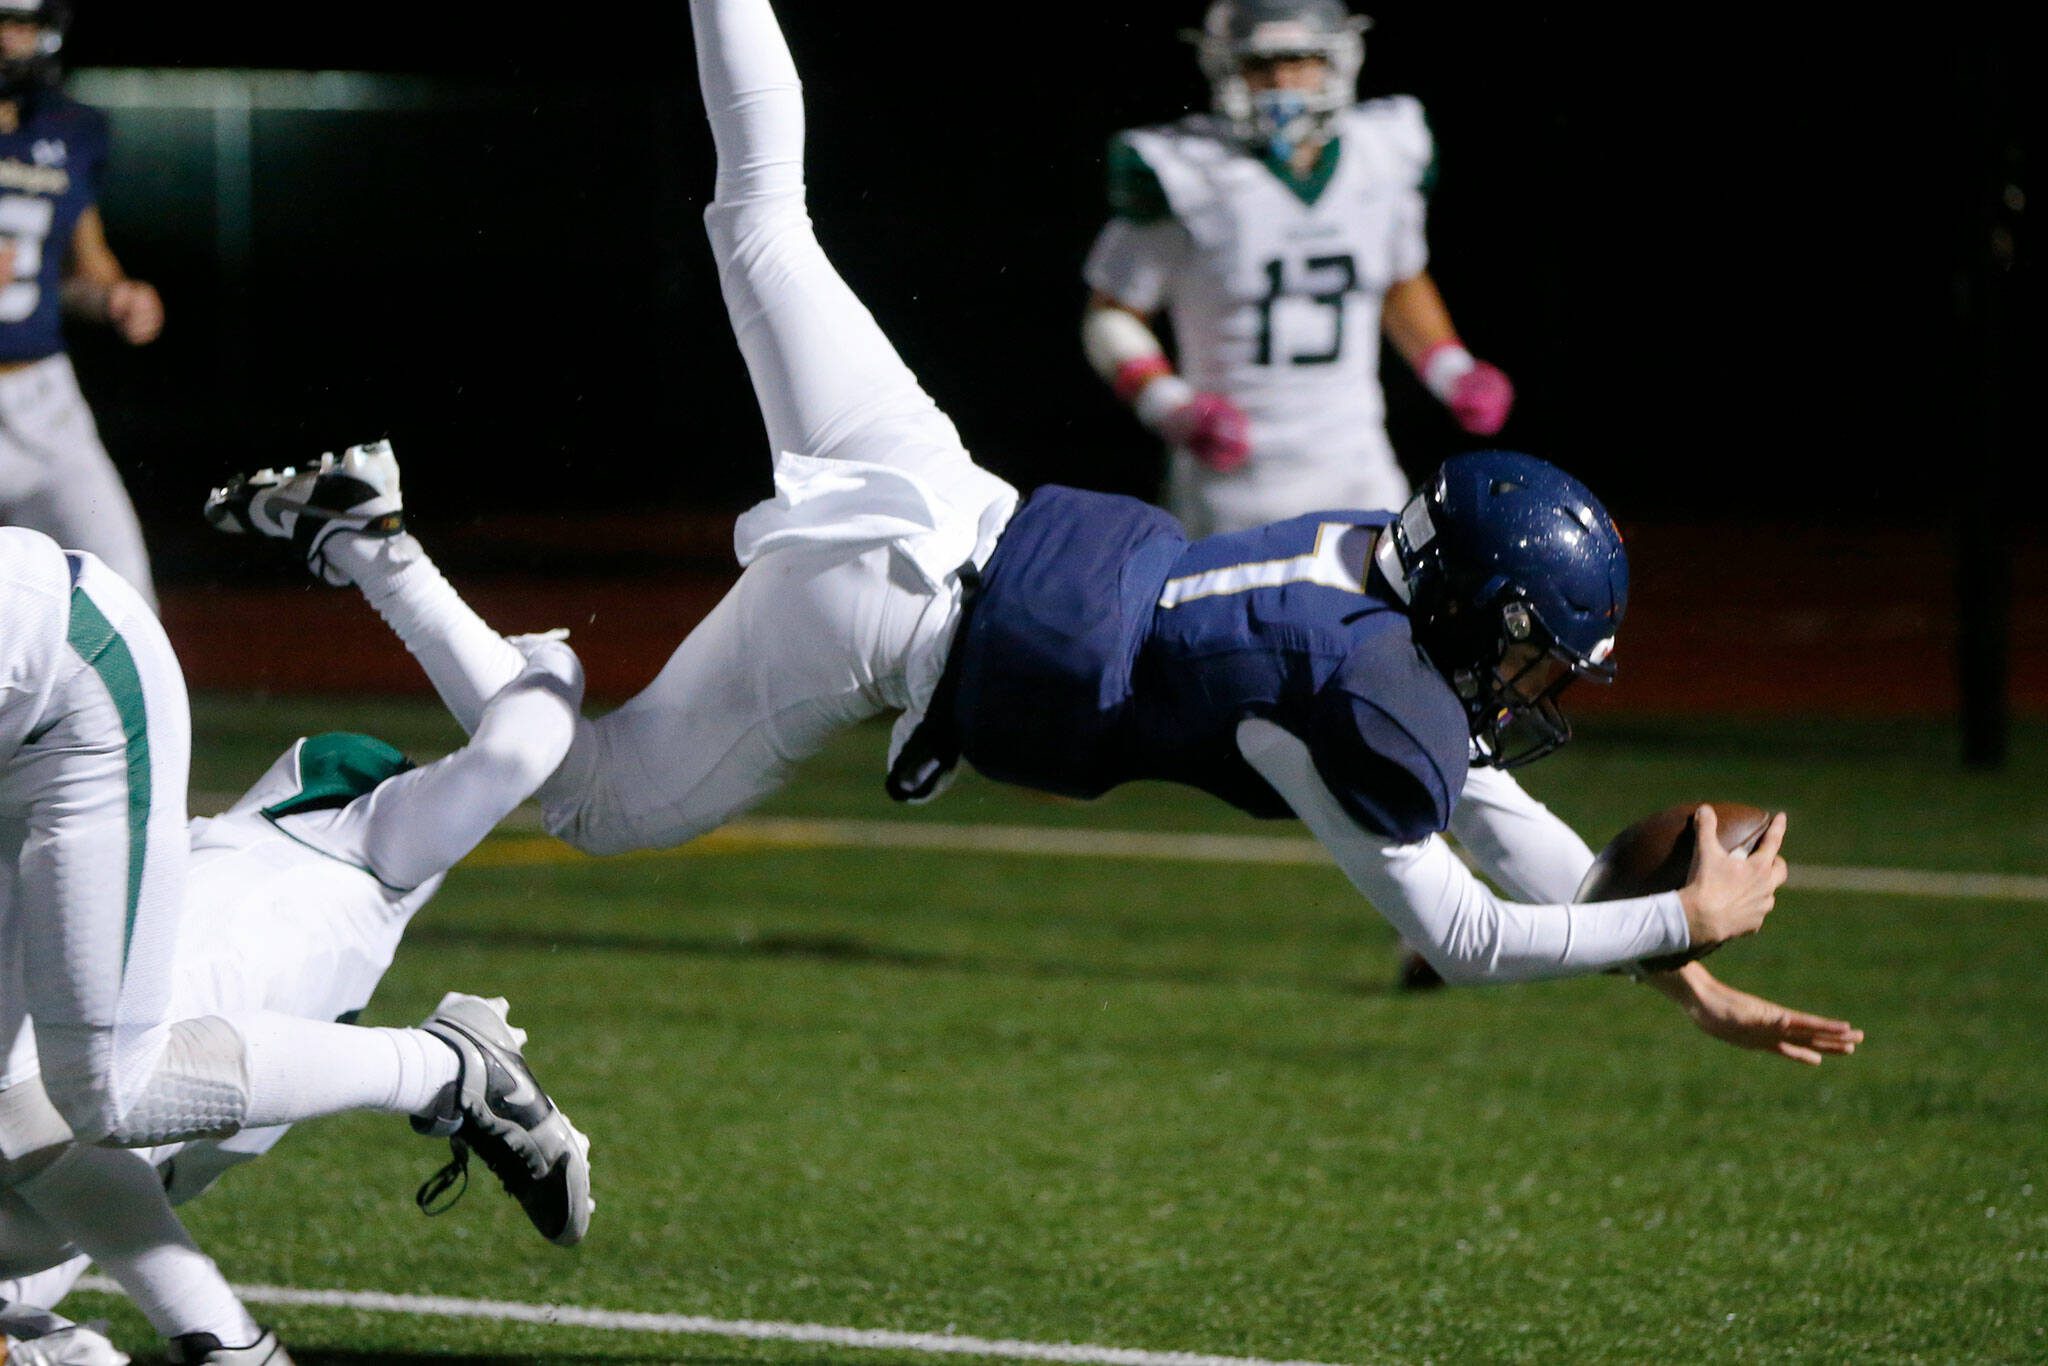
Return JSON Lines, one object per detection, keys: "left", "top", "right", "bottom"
{"left": 1373, "top": 451, "right": 1628, "bottom": 768}
{"left": 0, "top": 0, "right": 67, "bottom": 101}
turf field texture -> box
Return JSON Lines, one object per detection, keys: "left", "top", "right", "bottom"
{"left": 69, "top": 699, "right": 2048, "bottom": 1364}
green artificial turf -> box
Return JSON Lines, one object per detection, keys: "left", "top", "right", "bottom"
{"left": 67, "top": 699, "right": 2045, "bottom": 1363}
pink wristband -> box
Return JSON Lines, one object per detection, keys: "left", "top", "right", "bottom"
{"left": 1112, "top": 355, "right": 1175, "bottom": 405}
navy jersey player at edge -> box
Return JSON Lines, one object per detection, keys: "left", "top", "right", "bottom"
{"left": 211, "top": 0, "right": 1861, "bottom": 1069}
{"left": 0, "top": 0, "right": 165, "bottom": 609}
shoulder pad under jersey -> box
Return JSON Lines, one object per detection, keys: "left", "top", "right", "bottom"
{"left": 1345, "top": 95, "right": 1436, "bottom": 195}
{"left": 1305, "top": 619, "right": 1469, "bottom": 843}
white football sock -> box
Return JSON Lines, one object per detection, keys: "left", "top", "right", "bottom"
{"left": 325, "top": 532, "right": 525, "bottom": 735}
{"left": 11, "top": 1146, "right": 260, "bottom": 1344}
{"left": 231, "top": 1013, "right": 458, "bottom": 1127}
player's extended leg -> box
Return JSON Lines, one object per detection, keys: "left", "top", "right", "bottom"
{"left": 5, "top": 1140, "right": 263, "bottom": 1350}
{"left": 692, "top": 0, "right": 972, "bottom": 481}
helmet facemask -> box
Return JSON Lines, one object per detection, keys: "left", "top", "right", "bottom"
{"left": 1449, "top": 596, "right": 1616, "bottom": 770}
{"left": 1192, "top": 2, "right": 1367, "bottom": 162}
{"left": 1378, "top": 473, "right": 1623, "bottom": 771}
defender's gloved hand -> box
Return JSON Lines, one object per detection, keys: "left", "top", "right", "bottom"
{"left": 1420, "top": 341, "right": 1515, "bottom": 437}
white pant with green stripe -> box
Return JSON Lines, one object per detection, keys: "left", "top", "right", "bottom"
{"left": 0, "top": 541, "right": 190, "bottom": 1144}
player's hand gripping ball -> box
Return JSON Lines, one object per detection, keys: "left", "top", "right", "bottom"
{"left": 1576, "top": 801, "right": 1776, "bottom": 974}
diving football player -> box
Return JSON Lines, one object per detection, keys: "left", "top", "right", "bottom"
{"left": 209, "top": 0, "right": 1859, "bottom": 1065}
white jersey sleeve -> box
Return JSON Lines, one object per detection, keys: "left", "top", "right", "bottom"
{"left": 1448, "top": 765, "right": 1597, "bottom": 904}
{"left": 1083, "top": 132, "right": 1194, "bottom": 312}
{"left": 1350, "top": 94, "right": 1435, "bottom": 282}
{"left": 1237, "top": 718, "right": 1690, "bottom": 983}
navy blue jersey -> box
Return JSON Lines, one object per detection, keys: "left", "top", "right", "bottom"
{"left": 953, "top": 486, "right": 1470, "bottom": 842}
{"left": 0, "top": 93, "right": 109, "bottom": 363}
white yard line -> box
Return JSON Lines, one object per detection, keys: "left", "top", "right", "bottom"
{"left": 191, "top": 794, "right": 2048, "bottom": 903}
{"left": 73, "top": 1276, "right": 1347, "bottom": 1366}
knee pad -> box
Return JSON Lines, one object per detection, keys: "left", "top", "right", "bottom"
{"left": 99, "top": 1017, "right": 251, "bottom": 1149}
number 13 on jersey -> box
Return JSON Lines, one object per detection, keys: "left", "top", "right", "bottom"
{"left": 1252, "top": 252, "right": 1359, "bottom": 368}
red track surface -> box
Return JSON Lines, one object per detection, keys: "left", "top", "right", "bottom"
{"left": 165, "top": 523, "right": 2047, "bottom": 716}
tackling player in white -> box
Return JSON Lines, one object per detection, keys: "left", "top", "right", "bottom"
{"left": 1083, "top": 0, "right": 1514, "bottom": 536}
{"left": 0, "top": 626, "right": 590, "bottom": 1365}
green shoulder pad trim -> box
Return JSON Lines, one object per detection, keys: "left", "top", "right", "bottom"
{"left": 263, "top": 732, "right": 415, "bottom": 819}
{"left": 1107, "top": 136, "right": 1172, "bottom": 225}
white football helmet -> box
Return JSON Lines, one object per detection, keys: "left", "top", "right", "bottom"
{"left": 1190, "top": 0, "right": 1369, "bottom": 156}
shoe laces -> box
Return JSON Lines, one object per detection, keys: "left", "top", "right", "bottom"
{"left": 415, "top": 1137, "right": 472, "bottom": 1216}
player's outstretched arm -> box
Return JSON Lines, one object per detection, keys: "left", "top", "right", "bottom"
{"left": 1238, "top": 718, "right": 1693, "bottom": 982}
{"left": 1643, "top": 961, "right": 1864, "bottom": 1066}
{"left": 349, "top": 637, "right": 585, "bottom": 892}
{"left": 1447, "top": 765, "right": 1596, "bottom": 902}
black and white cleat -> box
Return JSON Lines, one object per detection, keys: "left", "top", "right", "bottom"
{"left": 203, "top": 440, "right": 405, "bottom": 586}
{"left": 413, "top": 993, "right": 594, "bottom": 1248}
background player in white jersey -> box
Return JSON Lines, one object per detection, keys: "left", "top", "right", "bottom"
{"left": 0, "top": 631, "right": 588, "bottom": 1366}
{"left": 0, "top": 0, "right": 163, "bottom": 610}
{"left": 211, "top": 0, "right": 1856, "bottom": 1076}
{"left": 1082, "top": 0, "right": 1515, "bottom": 536}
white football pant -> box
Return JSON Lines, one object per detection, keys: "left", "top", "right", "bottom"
{"left": 0, "top": 356, "right": 157, "bottom": 613}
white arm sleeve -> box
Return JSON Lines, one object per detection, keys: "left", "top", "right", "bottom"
{"left": 1449, "top": 765, "right": 1597, "bottom": 903}
{"left": 1236, "top": 718, "right": 1688, "bottom": 984}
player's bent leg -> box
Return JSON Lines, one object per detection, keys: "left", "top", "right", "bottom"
{"left": 411, "top": 994, "right": 593, "bottom": 1247}
{"left": 17, "top": 555, "right": 189, "bottom": 1142}
{"left": 206, "top": 443, "right": 528, "bottom": 733}
{"left": 539, "top": 544, "right": 907, "bottom": 855}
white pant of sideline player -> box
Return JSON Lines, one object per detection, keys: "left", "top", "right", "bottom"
{"left": 0, "top": 356, "right": 156, "bottom": 613}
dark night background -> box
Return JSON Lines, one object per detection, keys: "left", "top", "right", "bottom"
{"left": 53, "top": 5, "right": 2024, "bottom": 561}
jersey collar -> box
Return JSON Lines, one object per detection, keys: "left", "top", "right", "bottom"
{"left": 1259, "top": 136, "right": 1342, "bottom": 207}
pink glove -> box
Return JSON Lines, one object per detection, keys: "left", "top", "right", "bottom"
{"left": 1419, "top": 341, "right": 1515, "bottom": 437}
{"left": 1157, "top": 391, "right": 1252, "bottom": 473}
{"left": 1448, "top": 362, "right": 1514, "bottom": 436}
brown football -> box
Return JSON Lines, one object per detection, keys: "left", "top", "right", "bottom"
{"left": 1575, "top": 801, "right": 1775, "bottom": 973}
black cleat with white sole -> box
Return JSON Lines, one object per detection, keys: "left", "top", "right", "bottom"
{"left": 202, "top": 439, "right": 405, "bottom": 586}
{"left": 413, "top": 992, "right": 594, "bottom": 1247}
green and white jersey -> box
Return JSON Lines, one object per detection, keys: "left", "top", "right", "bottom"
{"left": 1086, "top": 99, "right": 1434, "bottom": 529}
{"left": 176, "top": 734, "right": 443, "bottom": 1032}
